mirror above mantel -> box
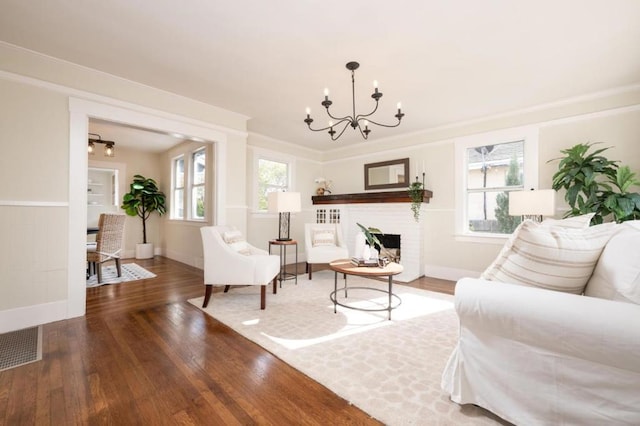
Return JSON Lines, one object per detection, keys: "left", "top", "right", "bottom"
{"left": 364, "top": 158, "right": 410, "bottom": 190}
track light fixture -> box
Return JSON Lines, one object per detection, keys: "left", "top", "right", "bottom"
{"left": 88, "top": 133, "right": 115, "bottom": 157}
{"left": 304, "top": 61, "right": 404, "bottom": 141}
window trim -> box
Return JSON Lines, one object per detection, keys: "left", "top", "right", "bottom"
{"left": 251, "top": 147, "right": 296, "bottom": 213}
{"left": 454, "top": 125, "right": 539, "bottom": 241}
{"left": 171, "top": 154, "right": 185, "bottom": 220}
{"left": 189, "top": 147, "right": 206, "bottom": 221}
{"left": 169, "top": 144, "right": 209, "bottom": 223}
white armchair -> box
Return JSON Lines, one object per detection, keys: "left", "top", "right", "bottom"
{"left": 304, "top": 223, "right": 349, "bottom": 279}
{"left": 200, "top": 226, "right": 280, "bottom": 309}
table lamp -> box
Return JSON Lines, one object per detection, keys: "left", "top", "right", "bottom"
{"left": 268, "top": 191, "right": 301, "bottom": 241}
{"left": 508, "top": 189, "right": 556, "bottom": 222}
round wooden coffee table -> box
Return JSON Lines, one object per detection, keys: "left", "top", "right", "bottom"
{"left": 329, "top": 259, "right": 404, "bottom": 320}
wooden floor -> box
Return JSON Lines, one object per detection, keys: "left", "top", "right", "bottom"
{"left": 0, "top": 257, "right": 455, "bottom": 425}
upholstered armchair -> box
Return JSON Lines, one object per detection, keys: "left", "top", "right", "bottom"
{"left": 200, "top": 226, "right": 280, "bottom": 309}
{"left": 304, "top": 223, "right": 349, "bottom": 279}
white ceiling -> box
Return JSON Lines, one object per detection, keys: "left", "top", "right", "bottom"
{"left": 89, "top": 119, "right": 183, "bottom": 153}
{"left": 2, "top": 0, "right": 640, "bottom": 152}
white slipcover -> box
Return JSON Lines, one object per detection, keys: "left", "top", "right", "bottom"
{"left": 442, "top": 278, "right": 640, "bottom": 426}
{"left": 304, "top": 223, "right": 349, "bottom": 278}
{"left": 201, "top": 226, "right": 280, "bottom": 286}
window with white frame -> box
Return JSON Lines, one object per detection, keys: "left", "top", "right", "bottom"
{"left": 256, "top": 156, "right": 291, "bottom": 211}
{"left": 455, "top": 127, "right": 538, "bottom": 237}
{"left": 191, "top": 148, "right": 206, "bottom": 220}
{"left": 171, "top": 146, "right": 208, "bottom": 221}
{"left": 172, "top": 156, "right": 185, "bottom": 219}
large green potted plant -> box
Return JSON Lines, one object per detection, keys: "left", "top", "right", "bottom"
{"left": 549, "top": 142, "right": 640, "bottom": 224}
{"left": 121, "top": 174, "right": 167, "bottom": 259}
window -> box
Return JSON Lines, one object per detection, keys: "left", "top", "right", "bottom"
{"left": 257, "top": 157, "right": 290, "bottom": 211}
{"left": 455, "top": 126, "right": 538, "bottom": 238}
{"left": 170, "top": 145, "right": 208, "bottom": 221}
{"left": 172, "top": 156, "right": 184, "bottom": 219}
{"left": 191, "top": 148, "right": 206, "bottom": 220}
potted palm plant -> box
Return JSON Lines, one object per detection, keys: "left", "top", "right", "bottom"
{"left": 121, "top": 174, "right": 166, "bottom": 259}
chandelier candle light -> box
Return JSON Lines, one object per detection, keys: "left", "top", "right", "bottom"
{"left": 304, "top": 61, "right": 404, "bottom": 141}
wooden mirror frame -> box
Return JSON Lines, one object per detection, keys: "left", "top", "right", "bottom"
{"left": 364, "top": 158, "right": 410, "bottom": 190}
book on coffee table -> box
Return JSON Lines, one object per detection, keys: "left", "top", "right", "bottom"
{"left": 350, "top": 257, "right": 379, "bottom": 267}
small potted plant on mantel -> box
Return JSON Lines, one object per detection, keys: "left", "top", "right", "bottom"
{"left": 408, "top": 181, "right": 424, "bottom": 222}
{"left": 121, "top": 174, "right": 166, "bottom": 259}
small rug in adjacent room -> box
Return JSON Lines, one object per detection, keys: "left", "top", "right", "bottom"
{"left": 189, "top": 270, "right": 507, "bottom": 425}
{"left": 86, "top": 263, "right": 156, "bottom": 287}
{"left": 0, "top": 326, "right": 42, "bottom": 372}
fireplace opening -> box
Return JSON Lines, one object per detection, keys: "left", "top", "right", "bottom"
{"left": 371, "top": 233, "right": 401, "bottom": 263}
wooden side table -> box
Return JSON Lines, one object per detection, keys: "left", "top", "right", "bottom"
{"left": 269, "top": 239, "right": 298, "bottom": 287}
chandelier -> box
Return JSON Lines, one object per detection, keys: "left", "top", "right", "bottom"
{"left": 304, "top": 61, "right": 404, "bottom": 141}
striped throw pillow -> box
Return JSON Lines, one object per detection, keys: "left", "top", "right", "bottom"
{"left": 222, "top": 229, "right": 250, "bottom": 254}
{"left": 481, "top": 220, "right": 619, "bottom": 294}
{"left": 312, "top": 229, "right": 336, "bottom": 246}
{"left": 540, "top": 213, "right": 595, "bottom": 229}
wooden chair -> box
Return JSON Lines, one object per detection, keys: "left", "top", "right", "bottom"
{"left": 87, "top": 214, "right": 126, "bottom": 284}
{"left": 200, "top": 226, "right": 280, "bottom": 309}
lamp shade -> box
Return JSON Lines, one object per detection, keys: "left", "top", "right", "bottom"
{"left": 268, "top": 192, "right": 301, "bottom": 213}
{"left": 509, "top": 189, "right": 556, "bottom": 216}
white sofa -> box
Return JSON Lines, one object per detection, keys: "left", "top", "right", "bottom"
{"left": 442, "top": 219, "right": 640, "bottom": 425}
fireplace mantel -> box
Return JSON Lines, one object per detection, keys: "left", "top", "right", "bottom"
{"left": 311, "top": 189, "right": 433, "bottom": 205}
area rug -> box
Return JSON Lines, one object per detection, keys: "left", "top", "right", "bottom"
{"left": 189, "top": 270, "right": 506, "bottom": 425}
{"left": 86, "top": 263, "right": 156, "bottom": 287}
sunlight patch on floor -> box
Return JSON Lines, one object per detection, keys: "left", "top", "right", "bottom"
{"left": 261, "top": 293, "right": 453, "bottom": 350}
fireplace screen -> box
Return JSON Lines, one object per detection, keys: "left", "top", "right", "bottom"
{"left": 372, "top": 233, "right": 401, "bottom": 263}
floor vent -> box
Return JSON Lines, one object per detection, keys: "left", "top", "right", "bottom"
{"left": 0, "top": 326, "right": 42, "bottom": 371}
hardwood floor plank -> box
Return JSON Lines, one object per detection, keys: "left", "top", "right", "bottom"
{"left": 1, "top": 256, "right": 456, "bottom": 425}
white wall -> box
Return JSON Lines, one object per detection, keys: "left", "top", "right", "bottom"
{"left": 0, "top": 44, "right": 248, "bottom": 333}
{"left": 89, "top": 147, "right": 164, "bottom": 256}
{"left": 245, "top": 133, "right": 323, "bottom": 253}
{"left": 0, "top": 78, "right": 70, "bottom": 322}
{"left": 2, "top": 40, "right": 639, "bottom": 333}
{"left": 250, "top": 94, "right": 640, "bottom": 280}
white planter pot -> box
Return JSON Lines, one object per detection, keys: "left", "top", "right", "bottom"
{"left": 135, "top": 243, "right": 154, "bottom": 259}
{"left": 354, "top": 232, "right": 366, "bottom": 259}
{"left": 361, "top": 244, "right": 372, "bottom": 260}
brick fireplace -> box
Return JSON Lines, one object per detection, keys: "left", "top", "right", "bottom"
{"left": 312, "top": 189, "right": 431, "bottom": 282}
{"left": 313, "top": 203, "right": 425, "bottom": 282}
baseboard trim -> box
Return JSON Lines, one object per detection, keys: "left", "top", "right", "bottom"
{"left": 424, "top": 264, "right": 480, "bottom": 282}
{"left": 0, "top": 300, "right": 68, "bottom": 334}
{"left": 163, "top": 249, "right": 202, "bottom": 270}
